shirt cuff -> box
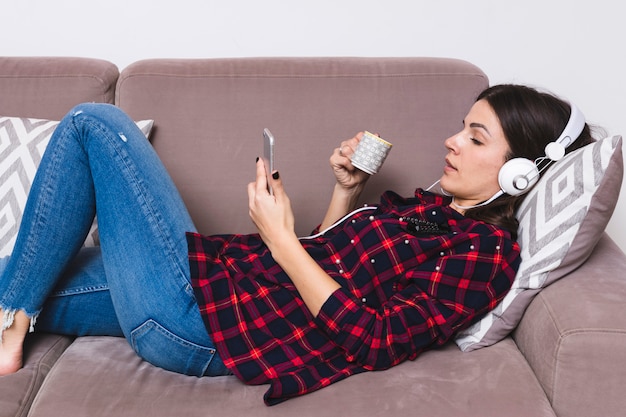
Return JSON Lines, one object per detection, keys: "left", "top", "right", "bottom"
{"left": 315, "top": 287, "right": 365, "bottom": 347}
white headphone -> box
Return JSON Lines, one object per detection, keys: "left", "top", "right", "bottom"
{"left": 497, "top": 103, "right": 586, "bottom": 196}
{"left": 449, "top": 102, "right": 586, "bottom": 210}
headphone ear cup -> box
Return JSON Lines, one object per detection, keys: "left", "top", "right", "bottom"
{"left": 498, "top": 158, "right": 540, "bottom": 196}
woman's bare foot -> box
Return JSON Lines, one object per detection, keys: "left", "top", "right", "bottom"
{"left": 0, "top": 310, "right": 30, "bottom": 375}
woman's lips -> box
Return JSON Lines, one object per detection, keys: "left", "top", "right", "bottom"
{"left": 444, "top": 158, "right": 457, "bottom": 172}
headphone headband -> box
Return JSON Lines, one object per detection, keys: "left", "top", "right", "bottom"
{"left": 555, "top": 103, "right": 586, "bottom": 149}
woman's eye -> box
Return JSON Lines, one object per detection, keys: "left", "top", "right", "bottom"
{"left": 470, "top": 137, "right": 483, "bottom": 145}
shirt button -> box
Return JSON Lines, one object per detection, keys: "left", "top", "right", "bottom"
{"left": 335, "top": 259, "right": 341, "bottom": 264}
{"left": 470, "top": 245, "right": 475, "bottom": 251}
{"left": 431, "top": 211, "right": 437, "bottom": 216}
{"left": 339, "top": 269, "right": 344, "bottom": 274}
{"left": 350, "top": 239, "right": 355, "bottom": 244}
{"left": 404, "top": 239, "right": 410, "bottom": 244}
{"left": 496, "top": 245, "right": 501, "bottom": 250}
{"left": 361, "top": 297, "right": 367, "bottom": 303}
{"left": 435, "top": 266, "right": 441, "bottom": 271}
{"left": 352, "top": 219, "right": 357, "bottom": 224}
{"left": 370, "top": 259, "right": 376, "bottom": 264}
{"left": 369, "top": 216, "right": 375, "bottom": 221}
{"left": 440, "top": 251, "right": 445, "bottom": 256}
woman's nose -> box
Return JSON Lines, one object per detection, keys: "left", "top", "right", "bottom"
{"left": 444, "top": 133, "right": 460, "bottom": 152}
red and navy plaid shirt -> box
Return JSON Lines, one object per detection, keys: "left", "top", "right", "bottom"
{"left": 186, "top": 189, "right": 521, "bottom": 405}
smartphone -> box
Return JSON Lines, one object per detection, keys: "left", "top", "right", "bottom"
{"left": 262, "top": 128, "right": 275, "bottom": 194}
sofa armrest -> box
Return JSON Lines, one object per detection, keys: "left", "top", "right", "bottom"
{"left": 0, "top": 57, "right": 118, "bottom": 119}
{"left": 513, "top": 233, "right": 626, "bottom": 417}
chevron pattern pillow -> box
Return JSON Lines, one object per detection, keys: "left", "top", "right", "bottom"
{"left": 455, "top": 135, "right": 623, "bottom": 351}
{"left": 0, "top": 116, "right": 154, "bottom": 257}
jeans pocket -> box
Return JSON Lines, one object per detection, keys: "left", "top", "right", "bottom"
{"left": 130, "top": 319, "right": 223, "bottom": 377}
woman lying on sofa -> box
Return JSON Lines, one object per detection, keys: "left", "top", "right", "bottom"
{"left": 0, "top": 84, "right": 594, "bottom": 405}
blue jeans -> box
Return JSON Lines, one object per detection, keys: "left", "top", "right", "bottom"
{"left": 0, "top": 103, "right": 230, "bottom": 377}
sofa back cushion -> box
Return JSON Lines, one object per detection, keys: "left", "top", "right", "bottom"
{"left": 0, "top": 57, "right": 118, "bottom": 120}
{"left": 116, "top": 57, "right": 488, "bottom": 236}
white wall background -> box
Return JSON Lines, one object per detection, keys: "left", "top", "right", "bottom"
{"left": 3, "top": 0, "right": 625, "bottom": 250}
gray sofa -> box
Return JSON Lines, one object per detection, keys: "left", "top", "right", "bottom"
{"left": 0, "top": 56, "right": 624, "bottom": 417}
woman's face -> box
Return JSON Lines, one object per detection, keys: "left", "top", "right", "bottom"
{"left": 439, "top": 99, "right": 511, "bottom": 210}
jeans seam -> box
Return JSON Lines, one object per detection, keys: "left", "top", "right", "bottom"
{"left": 131, "top": 319, "right": 216, "bottom": 353}
{"left": 50, "top": 285, "right": 109, "bottom": 297}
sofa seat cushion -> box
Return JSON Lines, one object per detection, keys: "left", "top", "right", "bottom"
{"left": 0, "top": 333, "right": 73, "bottom": 417}
{"left": 28, "top": 336, "right": 555, "bottom": 417}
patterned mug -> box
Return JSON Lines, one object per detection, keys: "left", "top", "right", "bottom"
{"left": 350, "top": 131, "right": 393, "bottom": 175}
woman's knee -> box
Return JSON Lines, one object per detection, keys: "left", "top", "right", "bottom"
{"left": 73, "top": 103, "right": 135, "bottom": 130}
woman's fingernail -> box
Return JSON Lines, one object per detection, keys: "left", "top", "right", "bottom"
{"left": 272, "top": 171, "right": 280, "bottom": 180}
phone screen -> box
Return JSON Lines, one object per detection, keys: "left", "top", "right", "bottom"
{"left": 263, "top": 128, "right": 275, "bottom": 194}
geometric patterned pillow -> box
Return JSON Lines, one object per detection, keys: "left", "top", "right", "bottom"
{"left": 0, "top": 116, "right": 154, "bottom": 257}
{"left": 455, "top": 135, "right": 623, "bottom": 351}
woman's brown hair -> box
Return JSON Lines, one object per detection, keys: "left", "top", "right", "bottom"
{"left": 463, "top": 84, "right": 596, "bottom": 239}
